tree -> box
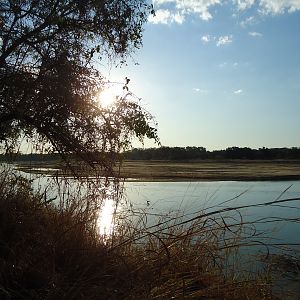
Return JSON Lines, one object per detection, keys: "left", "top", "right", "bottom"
{"left": 0, "top": 0, "right": 158, "bottom": 168}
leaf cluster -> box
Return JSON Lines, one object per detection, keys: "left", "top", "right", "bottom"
{"left": 0, "top": 0, "right": 158, "bottom": 167}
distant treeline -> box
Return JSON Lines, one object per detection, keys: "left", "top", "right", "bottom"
{"left": 124, "top": 146, "right": 300, "bottom": 160}
{"left": 0, "top": 153, "right": 62, "bottom": 162}
{"left": 1, "top": 147, "right": 300, "bottom": 162}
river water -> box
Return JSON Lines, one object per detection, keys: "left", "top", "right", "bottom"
{"left": 9, "top": 164, "right": 300, "bottom": 248}
{"left": 124, "top": 180, "right": 300, "bottom": 244}
{"left": 5, "top": 163, "right": 300, "bottom": 248}
{"left": 2, "top": 164, "right": 300, "bottom": 296}
{"left": 123, "top": 180, "right": 300, "bottom": 297}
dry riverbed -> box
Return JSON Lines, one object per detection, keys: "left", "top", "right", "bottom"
{"left": 14, "top": 160, "right": 300, "bottom": 181}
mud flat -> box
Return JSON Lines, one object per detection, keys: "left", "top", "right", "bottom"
{"left": 14, "top": 159, "right": 300, "bottom": 181}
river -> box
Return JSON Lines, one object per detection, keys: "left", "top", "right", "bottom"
{"left": 124, "top": 180, "right": 300, "bottom": 244}
{"left": 11, "top": 164, "right": 300, "bottom": 250}
{"left": 123, "top": 180, "right": 300, "bottom": 297}
{"left": 3, "top": 164, "right": 300, "bottom": 296}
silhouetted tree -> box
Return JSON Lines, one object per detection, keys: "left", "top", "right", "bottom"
{"left": 0, "top": 0, "right": 158, "bottom": 168}
{"left": 124, "top": 146, "right": 300, "bottom": 161}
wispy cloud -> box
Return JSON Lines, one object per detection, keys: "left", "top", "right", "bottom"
{"left": 219, "top": 62, "right": 239, "bottom": 68}
{"left": 173, "top": 13, "right": 185, "bottom": 24}
{"left": 240, "top": 16, "right": 256, "bottom": 27}
{"left": 259, "top": 0, "right": 300, "bottom": 15}
{"left": 148, "top": 9, "right": 185, "bottom": 24}
{"left": 201, "top": 34, "right": 213, "bottom": 43}
{"left": 235, "top": 0, "right": 255, "bottom": 11}
{"left": 175, "top": 0, "right": 219, "bottom": 21}
{"left": 150, "top": 0, "right": 300, "bottom": 25}
{"left": 219, "top": 62, "right": 228, "bottom": 68}
{"left": 234, "top": 89, "right": 243, "bottom": 94}
{"left": 249, "top": 31, "right": 263, "bottom": 37}
{"left": 152, "top": 0, "right": 221, "bottom": 22}
{"left": 202, "top": 34, "right": 233, "bottom": 47}
{"left": 216, "top": 35, "right": 233, "bottom": 47}
{"left": 193, "top": 88, "right": 209, "bottom": 94}
{"left": 234, "top": 0, "right": 300, "bottom": 14}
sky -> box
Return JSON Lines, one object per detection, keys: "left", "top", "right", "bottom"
{"left": 103, "top": 0, "right": 300, "bottom": 150}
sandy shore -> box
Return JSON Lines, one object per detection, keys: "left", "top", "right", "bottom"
{"left": 119, "top": 160, "right": 300, "bottom": 181}
{"left": 15, "top": 159, "right": 300, "bottom": 181}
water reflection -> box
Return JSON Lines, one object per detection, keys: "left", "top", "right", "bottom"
{"left": 97, "top": 197, "right": 115, "bottom": 236}
{"left": 2, "top": 163, "right": 121, "bottom": 237}
{"left": 95, "top": 180, "right": 123, "bottom": 237}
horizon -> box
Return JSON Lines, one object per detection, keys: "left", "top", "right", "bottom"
{"left": 5, "top": 145, "right": 300, "bottom": 156}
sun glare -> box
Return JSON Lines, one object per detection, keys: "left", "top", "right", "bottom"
{"left": 98, "top": 87, "right": 117, "bottom": 107}
{"left": 97, "top": 198, "right": 115, "bottom": 236}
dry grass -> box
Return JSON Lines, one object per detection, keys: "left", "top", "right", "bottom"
{"left": 0, "top": 169, "right": 293, "bottom": 299}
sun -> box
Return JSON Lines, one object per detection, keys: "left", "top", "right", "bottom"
{"left": 98, "top": 87, "right": 117, "bottom": 107}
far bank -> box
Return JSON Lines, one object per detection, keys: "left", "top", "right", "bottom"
{"left": 13, "top": 159, "right": 300, "bottom": 181}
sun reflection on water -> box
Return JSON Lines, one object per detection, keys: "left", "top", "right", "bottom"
{"left": 93, "top": 179, "right": 125, "bottom": 238}
{"left": 97, "top": 197, "right": 116, "bottom": 236}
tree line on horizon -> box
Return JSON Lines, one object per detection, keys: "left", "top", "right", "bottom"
{"left": 124, "top": 146, "right": 300, "bottom": 160}
{"left": 2, "top": 146, "right": 300, "bottom": 162}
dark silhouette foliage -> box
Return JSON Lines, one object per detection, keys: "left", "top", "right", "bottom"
{"left": 0, "top": 0, "right": 158, "bottom": 167}
{"left": 3, "top": 146, "right": 300, "bottom": 162}
{"left": 124, "top": 146, "right": 300, "bottom": 160}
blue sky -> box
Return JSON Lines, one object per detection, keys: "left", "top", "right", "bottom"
{"left": 104, "top": 0, "right": 300, "bottom": 150}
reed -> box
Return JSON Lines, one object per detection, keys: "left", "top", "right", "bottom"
{"left": 1, "top": 169, "right": 298, "bottom": 299}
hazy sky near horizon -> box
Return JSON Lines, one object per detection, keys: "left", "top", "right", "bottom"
{"left": 103, "top": 0, "right": 300, "bottom": 150}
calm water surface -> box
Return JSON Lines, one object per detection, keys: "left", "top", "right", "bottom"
{"left": 5, "top": 162, "right": 300, "bottom": 247}
{"left": 15, "top": 165, "right": 300, "bottom": 247}
{"left": 124, "top": 180, "right": 300, "bottom": 246}
{"left": 124, "top": 180, "right": 300, "bottom": 296}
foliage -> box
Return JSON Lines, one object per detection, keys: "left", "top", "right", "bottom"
{"left": 0, "top": 0, "right": 158, "bottom": 167}
{"left": 3, "top": 146, "right": 300, "bottom": 162}
{"left": 124, "top": 146, "right": 300, "bottom": 160}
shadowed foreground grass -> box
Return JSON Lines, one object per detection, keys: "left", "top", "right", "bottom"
{"left": 0, "top": 171, "right": 277, "bottom": 299}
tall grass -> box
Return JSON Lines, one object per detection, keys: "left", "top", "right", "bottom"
{"left": 1, "top": 168, "right": 298, "bottom": 299}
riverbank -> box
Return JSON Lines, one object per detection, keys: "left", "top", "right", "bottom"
{"left": 14, "top": 159, "right": 300, "bottom": 181}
